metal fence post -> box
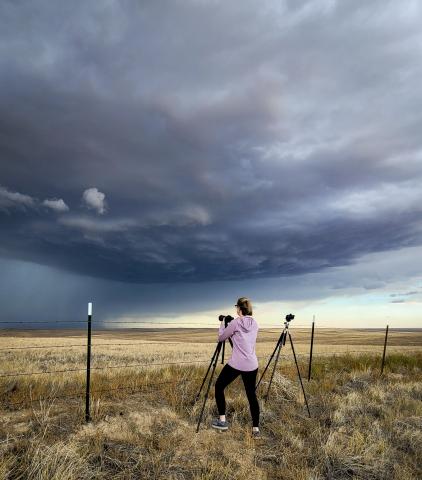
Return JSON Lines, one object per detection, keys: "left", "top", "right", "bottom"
{"left": 307, "top": 317, "right": 315, "bottom": 381}
{"left": 85, "top": 302, "right": 92, "bottom": 422}
{"left": 380, "top": 324, "right": 389, "bottom": 375}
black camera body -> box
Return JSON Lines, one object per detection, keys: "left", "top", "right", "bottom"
{"left": 219, "top": 314, "right": 234, "bottom": 327}
{"left": 285, "top": 313, "right": 295, "bottom": 322}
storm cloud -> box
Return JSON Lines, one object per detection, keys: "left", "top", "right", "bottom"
{"left": 1, "top": 1, "right": 422, "bottom": 309}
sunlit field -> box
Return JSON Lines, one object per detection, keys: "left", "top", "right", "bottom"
{"left": 0, "top": 328, "right": 421, "bottom": 479}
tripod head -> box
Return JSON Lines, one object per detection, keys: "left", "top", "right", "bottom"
{"left": 283, "top": 313, "right": 294, "bottom": 330}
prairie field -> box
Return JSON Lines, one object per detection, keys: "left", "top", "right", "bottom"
{"left": 0, "top": 327, "right": 421, "bottom": 479}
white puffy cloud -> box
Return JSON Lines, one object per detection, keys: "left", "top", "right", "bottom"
{"left": 42, "top": 198, "right": 69, "bottom": 212}
{"left": 0, "top": 185, "right": 36, "bottom": 211}
{"left": 0, "top": 185, "right": 70, "bottom": 214}
{"left": 82, "top": 187, "right": 107, "bottom": 214}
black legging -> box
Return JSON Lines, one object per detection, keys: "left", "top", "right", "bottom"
{"left": 215, "top": 363, "right": 260, "bottom": 428}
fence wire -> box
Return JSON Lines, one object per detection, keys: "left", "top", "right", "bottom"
{"left": 0, "top": 349, "right": 418, "bottom": 379}
{"left": 4, "top": 379, "right": 179, "bottom": 407}
{"left": 0, "top": 320, "right": 312, "bottom": 327}
{"left": 0, "top": 342, "right": 188, "bottom": 352}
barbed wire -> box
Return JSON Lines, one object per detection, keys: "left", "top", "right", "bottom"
{"left": 1, "top": 349, "right": 419, "bottom": 379}
{"left": 0, "top": 342, "right": 410, "bottom": 353}
{"left": 0, "top": 367, "right": 87, "bottom": 378}
{"left": 0, "top": 325, "right": 396, "bottom": 331}
{"left": 98, "top": 321, "right": 215, "bottom": 325}
{"left": 0, "top": 359, "right": 212, "bottom": 378}
{"left": 0, "top": 341, "right": 188, "bottom": 352}
{"left": 3, "top": 379, "right": 179, "bottom": 407}
{"left": 0, "top": 356, "right": 280, "bottom": 377}
{"left": 0, "top": 321, "right": 86, "bottom": 325}
{"left": 1, "top": 320, "right": 416, "bottom": 330}
{"left": 0, "top": 353, "right": 368, "bottom": 377}
{"left": 2, "top": 324, "right": 409, "bottom": 334}
{"left": 4, "top": 390, "right": 85, "bottom": 407}
{"left": 0, "top": 319, "right": 315, "bottom": 327}
{"left": 0, "top": 344, "right": 87, "bottom": 351}
{"left": 0, "top": 339, "right": 417, "bottom": 352}
{"left": 0, "top": 321, "right": 216, "bottom": 326}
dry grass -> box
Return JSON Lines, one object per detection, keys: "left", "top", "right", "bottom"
{"left": 0, "top": 328, "right": 421, "bottom": 479}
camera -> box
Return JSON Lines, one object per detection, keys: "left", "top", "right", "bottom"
{"left": 285, "top": 313, "right": 295, "bottom": 322}
{"left": 219, "top": 314, "right": 234, "bottom": 327}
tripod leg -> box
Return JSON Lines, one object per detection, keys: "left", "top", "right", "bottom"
{"left": 264, "top": 340, "right": 283, "bottom": 402}
{"left": 196, "top": 342, "right": 222, "bottom": 433}
{"left": 221, "top": 340, "right": 225, "bottom": 364}
{"left": 256, "top": 332, "right": 284, "bottom": 392}
{"left": 289, "top": 333, "right": 311, "bottom": 418}
{"left": 194, "top": 343, "right": 219, "bottom": 402}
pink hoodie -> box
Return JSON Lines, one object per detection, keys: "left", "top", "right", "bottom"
{"left": 218, "top": 315, "right": 259, "bottom": 372}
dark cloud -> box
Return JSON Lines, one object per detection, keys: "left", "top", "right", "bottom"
{"left": 1, "top": 0, "right": 422, "bottom": 288}
{"left": 390, "top": 291, "right": 418, "bottom": 298}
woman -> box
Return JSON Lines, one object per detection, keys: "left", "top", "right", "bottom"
{"left": 212, "top": 296, "right": 260, "bottom": 437}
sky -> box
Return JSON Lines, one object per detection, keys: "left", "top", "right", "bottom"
{"left": 0, "top": 0, "right": 421, "bottom": 329}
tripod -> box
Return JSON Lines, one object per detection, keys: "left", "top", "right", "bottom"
{"left": 194, "top": 337, "right": 232, "bottom": 433}
{"left": 256, "top": 316, "right": 311, "bottom": 417}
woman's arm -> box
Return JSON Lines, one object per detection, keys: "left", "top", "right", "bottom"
{"left": 218, "top": 318, "right": 238, "bottom": 342}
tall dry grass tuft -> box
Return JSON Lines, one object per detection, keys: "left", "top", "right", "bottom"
{"left": 12, "top": 442, "right": 93, "bottom": 480}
